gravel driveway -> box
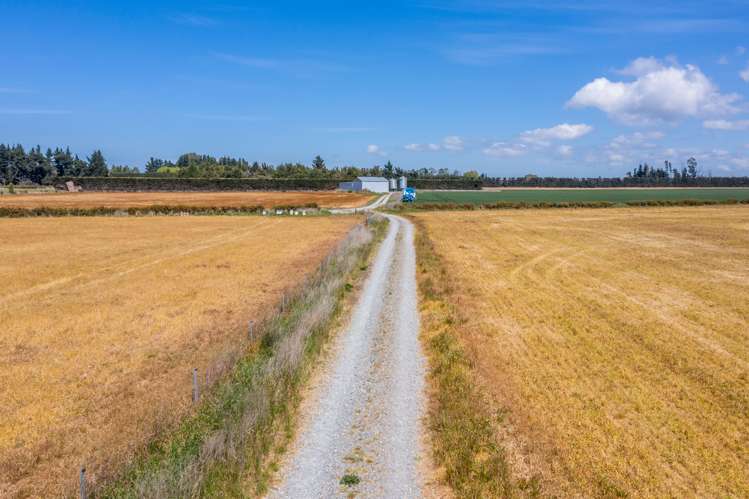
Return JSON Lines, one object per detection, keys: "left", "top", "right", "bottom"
{"left": 268, "top": 214, "right": 426, "bottom": 498}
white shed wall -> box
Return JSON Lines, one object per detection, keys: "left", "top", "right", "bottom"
{"left": 360, "top": 180, "right": 389, "bottom": 193}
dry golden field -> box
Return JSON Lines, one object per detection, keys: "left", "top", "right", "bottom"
{"left": 0, "top": 215, "right": 359, "bottom": 497}
{"left": 0, "top": 190, "right": 375, "bottom": 210}
{"left": 413, "top": 206, "right": 749, "bottom": 497}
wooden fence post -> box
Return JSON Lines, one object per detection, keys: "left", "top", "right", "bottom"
{"left": 79, "top": 467, "right": 86, "bottom": 499}
{"left": 192, "top": 368, "right": 199, "bottom": 403}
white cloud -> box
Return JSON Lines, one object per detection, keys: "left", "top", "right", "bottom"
{"left": 737, "top": 46, "right": 747, "bottom": 55}
{"left": 557, "top": 145, "right": 574, "bottom": 157}
{"left": 703, "top": 119, "right": 749, "bottom": 130}
{"left": 731, "top": 157, "right": 749, "bottom": 168}
{"left": 367, "top": 144, "right": 386, "bottom": 156}
{"left": 567, "top": 58, "right": 741, "bottom": 124}
{"left": 616, "top": 56, "right": 663, "bottom": 76}
{"left": 404, "top": 137, "right": 462, "bottom": 152}
{"left": 443, "top": 135, "right": 464, "bottom": 151}
{"left": 609, "top": 131, "right": 664, "bottom": 149}
{"left": 520, "top": 123, "right": 593, "bottom": 145}
{"left": 717, "top": 55, "right": 729, "bottom": 65}
{"left": 315, "top": 127, "right": 373, "bottom": 133}
{"left": 171, "top": 14, "right": 219, "bottom": 27}
{"left": 483, "top": 142, "right": 527, "bottom": 157}
{"left": 214, "top": 52, "right": 348, "bottom": 74}
{"left": 740, "top": 64, "right": 749, "bottom": 83}
{"left": 608, "top": 152, "right": 626, "bottom": 163}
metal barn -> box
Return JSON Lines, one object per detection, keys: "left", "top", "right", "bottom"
{"left": 338, "top": 176, "right": 390, "bottom": 193}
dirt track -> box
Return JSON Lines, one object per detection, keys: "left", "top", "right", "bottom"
{"left": 269, "top": 215, "right": 426, "bottom": 498}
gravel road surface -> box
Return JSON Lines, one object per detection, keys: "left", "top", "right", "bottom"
{"left": 268, "top": 214, "right": 426, "bottom": 498}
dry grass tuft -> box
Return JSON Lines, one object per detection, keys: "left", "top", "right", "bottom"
{"left": 412, "top": 206, "right": 749, "bottom": 497}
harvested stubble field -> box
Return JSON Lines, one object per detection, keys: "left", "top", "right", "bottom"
{"left": 413, "top": 206, "right": 749, "bottom": 497}
{"left": 0, "top": 215, "right": 359, "bottom": 497}
{"left": 0, "top": 190, "right": 375, "bottom": 210}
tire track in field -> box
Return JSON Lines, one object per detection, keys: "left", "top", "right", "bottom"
{"left": 0, "top": 219, "right": 278, "bottom": 306}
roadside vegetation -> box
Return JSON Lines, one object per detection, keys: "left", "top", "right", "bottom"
{"left": 412, "top": 217, "right": 540, "bottom": 498}
{"left": 412, "top": 206, "right": 749, "bottom": 496}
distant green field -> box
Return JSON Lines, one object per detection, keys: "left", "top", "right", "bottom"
{"left": 415, "top": 188, "right": 749, "bottom": 204}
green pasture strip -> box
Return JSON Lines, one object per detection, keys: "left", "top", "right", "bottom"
{"left": 415, "top": 188, "right": 749, "bottom": 204}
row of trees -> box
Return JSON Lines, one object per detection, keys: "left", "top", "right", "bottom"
{"left": 3, "top": 144, "right": 749, "bottom": 188}
{"left": 626, "top": 159, "right": 699, "bottom": 181}
{"left": 1, "top": 144, "right": 480, "bottom": 184}
{"left": 0, "top": 144, "right": 117, "bottom": 184}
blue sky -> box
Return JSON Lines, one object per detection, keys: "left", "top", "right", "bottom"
{"left": 2, "top": 0, "right": 749, "bottom": 177}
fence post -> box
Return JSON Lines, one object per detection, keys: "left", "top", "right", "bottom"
{"left": 79, "top": 466, "right": 86, "bottom": 499}
{"left": 192, "top": 368, "right": 199, "bottom": 403}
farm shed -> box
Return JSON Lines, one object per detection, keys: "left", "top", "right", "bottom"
{"left": 338, "top": 176, "right": 390, "bottom": 193}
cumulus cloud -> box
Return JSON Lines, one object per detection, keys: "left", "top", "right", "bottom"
{"left": 404, "top": 136, "right": 462, "bottom": 152}
{"left": 567, "top": 57, "right": 741, "bottom": 124}
{"left": 520, "top": 123, "right": 593, "bottom": 145}
{"left": 599, "top": 130, "right": 666, "bottom": 166}
{"left": 732, "top": 157, "right": 749, "bottom": 169}
{"left": 443, "top": 135, "right": 464, "bottom": 151}
{"left": 483, "top": 142, "right": 527, "bottom": 157}
{"left": 367, "top": 144, "right": 386, "bottom": 156}
{"left": 557, "top": 144, "right": 574, "bottom": 157}
{"left": 616, "top": 56, "right": 664, "bottom": 77}
{"left": 609, "top": 130, "right": 664, "bottom": 149}
{"left": 738, "top": 46, "right": 747, "bottom": 55}
{"left": 741, "top": 64, "right": 749, "bottom": 83}
{"left": 703, "top": 119, "right": 749, "bottom": 130}
{"left": 608, "top": 152, "right": 626, "bottom": 163}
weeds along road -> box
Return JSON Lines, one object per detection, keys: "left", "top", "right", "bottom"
{"left": 269, "top": 214, "right": 426, "bottom": 498}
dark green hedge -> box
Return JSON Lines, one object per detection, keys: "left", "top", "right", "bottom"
{"left": 55, "top": 176, "right": 341, "bottom": 191}
{"left": 394, "top": 198, "right": 749, "bottom": 211}
{"left": 407, "top": 178, "right": 482, "bottom": 190}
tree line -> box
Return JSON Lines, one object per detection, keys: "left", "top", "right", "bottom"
{"left": 3, "top": 143, "right": 749, "bottom": 187}
{"left": 1, "top": 144, "right": 474, "bottom": 185}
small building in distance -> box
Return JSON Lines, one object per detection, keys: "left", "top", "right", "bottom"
{"left": 338, "top": 176, "right": 390, "bottom": 193}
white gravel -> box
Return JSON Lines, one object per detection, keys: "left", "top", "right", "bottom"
{"left": 268, "top": 214, "right": 426, "bottom": 498}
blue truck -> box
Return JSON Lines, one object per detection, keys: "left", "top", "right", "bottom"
{"left": 401, "top": 187, "right": 416, "bottom": 203}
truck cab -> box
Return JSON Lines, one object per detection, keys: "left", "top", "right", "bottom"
{"left": 402, "top": 187, "right": 416, "bottom": 203}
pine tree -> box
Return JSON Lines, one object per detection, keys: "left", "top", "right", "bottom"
{"left": 687, "top": 157, "right": 698, "bottom": 178}
{"left": 87, "top": 150, "right": 108, "bottom": 176}
{"left": 312, "top": 155, "right": 326, "bottom": 170}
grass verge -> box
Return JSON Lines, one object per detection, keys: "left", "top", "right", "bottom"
{"left": 94, "top": 215, "right": 388, "bottom": 498}
{"left": 412, "top": 217, "right": 540, "bottom": 498}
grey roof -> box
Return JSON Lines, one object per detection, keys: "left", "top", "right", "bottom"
{"left": 357, "top": 176, "right": 389, "bottom": 182}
